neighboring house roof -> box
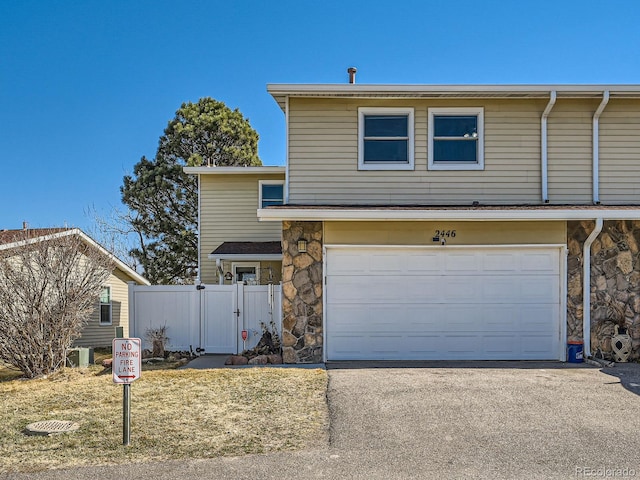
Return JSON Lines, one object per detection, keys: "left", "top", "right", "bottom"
{"left": 183, "top": 166, "right": 285, "bottom": 175}
{"left": 0, "top": 228, "right": 69, "bottom": 244}
{"left": 258, "top": 204, "right": 640, "bottom": 222}
{"left": 209, "top": 241, "right": 282, "bottom": 261}
{"left": 267, "top": 83, "right": 640, "bottom": 110}
{"left": 0, "top": 228, "right": 150, "bottom": 286}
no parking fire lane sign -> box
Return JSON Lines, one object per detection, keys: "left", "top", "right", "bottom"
{"left": 112, "top": 338, "right": 142, "bottom": 384}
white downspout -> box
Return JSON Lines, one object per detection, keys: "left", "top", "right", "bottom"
{"left": 284, "top": 95, "right": 290, "bottom": 204}
{"left": 541, "top": 91, "right": 557, "bottom": 203}
{"left": 196, "top": 174, "right": 201, "bottom": 284}
{"left": 216, "top": 259, "right": 223, "bottom": 285}
{"left": 592, "top": 91, "right": 610, "bottom": 205}
{"left": 582, "top": 218, "right": 603, "bottom": 358}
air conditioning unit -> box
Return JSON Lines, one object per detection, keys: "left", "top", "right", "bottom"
{"left": 66, "top": 347, "right": 93, "bottom": 368}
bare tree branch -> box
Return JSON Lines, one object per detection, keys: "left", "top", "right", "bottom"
{"left": 0, "top": 231, "right": 114, "bottom": 378}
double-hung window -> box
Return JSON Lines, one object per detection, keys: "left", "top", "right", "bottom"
{"left": 428, "top": 107, "right": 484, "bottom": 170}
{"left": 358, "top": 107, "right": 414, "bottom": 170}
{"left": 259, "top": 181, "right": 284, "bottom": 208}
{"left": 99, "top": 286, "right": 112, "bottom": 325}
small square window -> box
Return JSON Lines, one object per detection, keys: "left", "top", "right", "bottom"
{"left": 99, "top": 286, "right": 112, "bottom": 325}
{"left": 428, "top": 108, "right": 484, "bottom": 171}
{"left": 358, "top": 108, "right": 414, "bottom": 170}
{"left": 259, "top": 181, "right": 284, "bottom": 208}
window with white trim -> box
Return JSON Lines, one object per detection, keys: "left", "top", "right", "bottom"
{"left": 232, "top": 262, "right": 259, "bottom": 285}
{"left": 99, "top": 286, "right": 112, "bottom": 325}
{"left": 259, "top": 180, "right": 284, "bottom": 208}
{"left": 428, "top": 107, "right": 484, "bottom": 170}
{"left": 358, "top": 107, "right": 414, "bottom": 170}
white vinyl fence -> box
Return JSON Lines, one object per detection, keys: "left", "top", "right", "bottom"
{"left": 129, "top": 283, "right": 282, "bottom": 354}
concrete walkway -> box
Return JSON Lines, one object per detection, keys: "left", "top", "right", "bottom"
{"left": 179, "top": 354, "right": 325, "bottom": 370}
{"left": 6, "top": 362, "right": 640, "bottom": 480}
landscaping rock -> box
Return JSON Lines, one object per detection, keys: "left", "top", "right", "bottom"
{"left": 267, "top": 354, "right": 283, "bottom": 364}
{"left": 248, "top": 355, "right": 268, "bottom": 365}
{"left": 225, "top": 355, "right": 248, "bottom": 366}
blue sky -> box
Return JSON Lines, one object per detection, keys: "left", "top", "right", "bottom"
{"left": 1, "top": 0, "right": 640, "bottom": 234}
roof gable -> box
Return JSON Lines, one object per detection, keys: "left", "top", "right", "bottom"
{"left": 0, "top": 228, "right": 150, "bottom": 286}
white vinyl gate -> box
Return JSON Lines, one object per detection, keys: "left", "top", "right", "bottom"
{"left": 129, "top": 283, "right": 282, "bottom": 354}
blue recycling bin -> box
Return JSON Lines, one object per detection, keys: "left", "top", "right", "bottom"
{"left": 567, "top": 341, "right": 584, "bottom": 363}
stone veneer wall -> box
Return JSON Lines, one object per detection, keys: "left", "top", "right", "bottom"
{"left": 281, "top": 221, "right": 323, "bottom": 363}
{"left": 567, "top": 220, "right": 640, "bottom": 359}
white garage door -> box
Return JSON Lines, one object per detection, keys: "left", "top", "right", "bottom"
{"left": 325, "top": 246, "right": 562, "bottom": 361}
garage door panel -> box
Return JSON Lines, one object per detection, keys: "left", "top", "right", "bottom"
{"left": 522, "top": 305, "right": 558, "bottom": 329}
{"left": 328, "top": 276, "right": 405, "bottom": 303}
{"left": 444, "top": 252, "right": 482, "bottom": 272}
{"left": 327, "top": 305, "right": 376, "bottom": 332}
{"left": 482, "top": 306, "right": 521, "bottom": 331}
{"left": 327, "top": 252, "right": 368, "bottom": 275}
{"left": 521, "top": 252, "right": 559, "bottom": 272}
{"left": 442, "top": 277, "right": 480, "bottom": 301}
{"left": 404, "top": 278, "right": 443, "bottom": 301}
{"left": 481, "top": 278, "right": 519, "bottom": 301}
{"left": 405, "top": 335, "right": 443, "bottom": 356}
{"left": 370, "top": 254, "right": 405, "bottom": 273}
{"left": 521, "top": 335, "right": 558, "bottom": 355}
{"left": 444, "top": 306, "right": 482, "bottom": 330}
{"left": 326, "top": 246, "right": 562, "bottom": 361}
{"left": 441, "top": 335, "right": 482, "bottom": 357}
{"left": 482, "top": 253, "right": 518, "bottom": 272}
{"left": 405, "top": 252, "right": 444, "bottom": 272}
{"left": 368, "top": 307, "right": 405, "bottom": 333}
{"left": 404, "top": 306, "right": 441, "bottom": 327}
{"left": 329, "top": 334, "right": 372, "bottom": 358}
{"left": 482, "top": 334, "right": 520, "bottom": 355}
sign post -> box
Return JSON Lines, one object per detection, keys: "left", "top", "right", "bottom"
{"left": 112, "top": 337, "right": 141, "bottom": 446}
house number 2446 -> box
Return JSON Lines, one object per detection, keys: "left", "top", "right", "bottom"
{"left": 435, "top": 230, "right": 456, "bottom": 238}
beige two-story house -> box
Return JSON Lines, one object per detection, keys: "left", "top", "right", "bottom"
{"left": 184, "top": 167, "right": 285, "bottom": 285}
{"left": 256, "top": 83, "right": 640, "bottom": 363}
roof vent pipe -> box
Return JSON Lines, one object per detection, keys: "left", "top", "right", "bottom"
{"left": 347, "top": 67, "right": 357, "bottom": 84}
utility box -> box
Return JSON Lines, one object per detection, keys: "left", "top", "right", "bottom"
{"left": 66, "top": 347, "right": 93, "bottom": 368}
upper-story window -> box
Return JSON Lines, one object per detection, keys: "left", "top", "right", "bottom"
{"left": 259, "top": 181, "right": 284, "bottom": 208}
{"left": 99, "top": 286, "right": 112, "bottom": 325}
{"left": 358, "top": 107, "right": 415, "bottom": 170}
{"left": 428, "top": 107, "right": 484, "bottom": 171}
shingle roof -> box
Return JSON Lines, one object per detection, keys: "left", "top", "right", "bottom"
{"left": 0, "top": 227, "right": 150, "bottom": 285}
{"left": 0, "top": 228, "right": 71, "bottom": 245}
{"left": 211, "top": 241, "right": 282, "bottom": 256}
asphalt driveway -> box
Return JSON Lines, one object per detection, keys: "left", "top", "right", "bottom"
{"left": 6, "top": 362, "right": 640, "bottom": 480}
{"left": 325, "top": 361, "right": 640, "bottom": 479}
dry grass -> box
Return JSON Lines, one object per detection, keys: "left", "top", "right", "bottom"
{"left": 0, "top": 366, "right": 328, "bottom": 473}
